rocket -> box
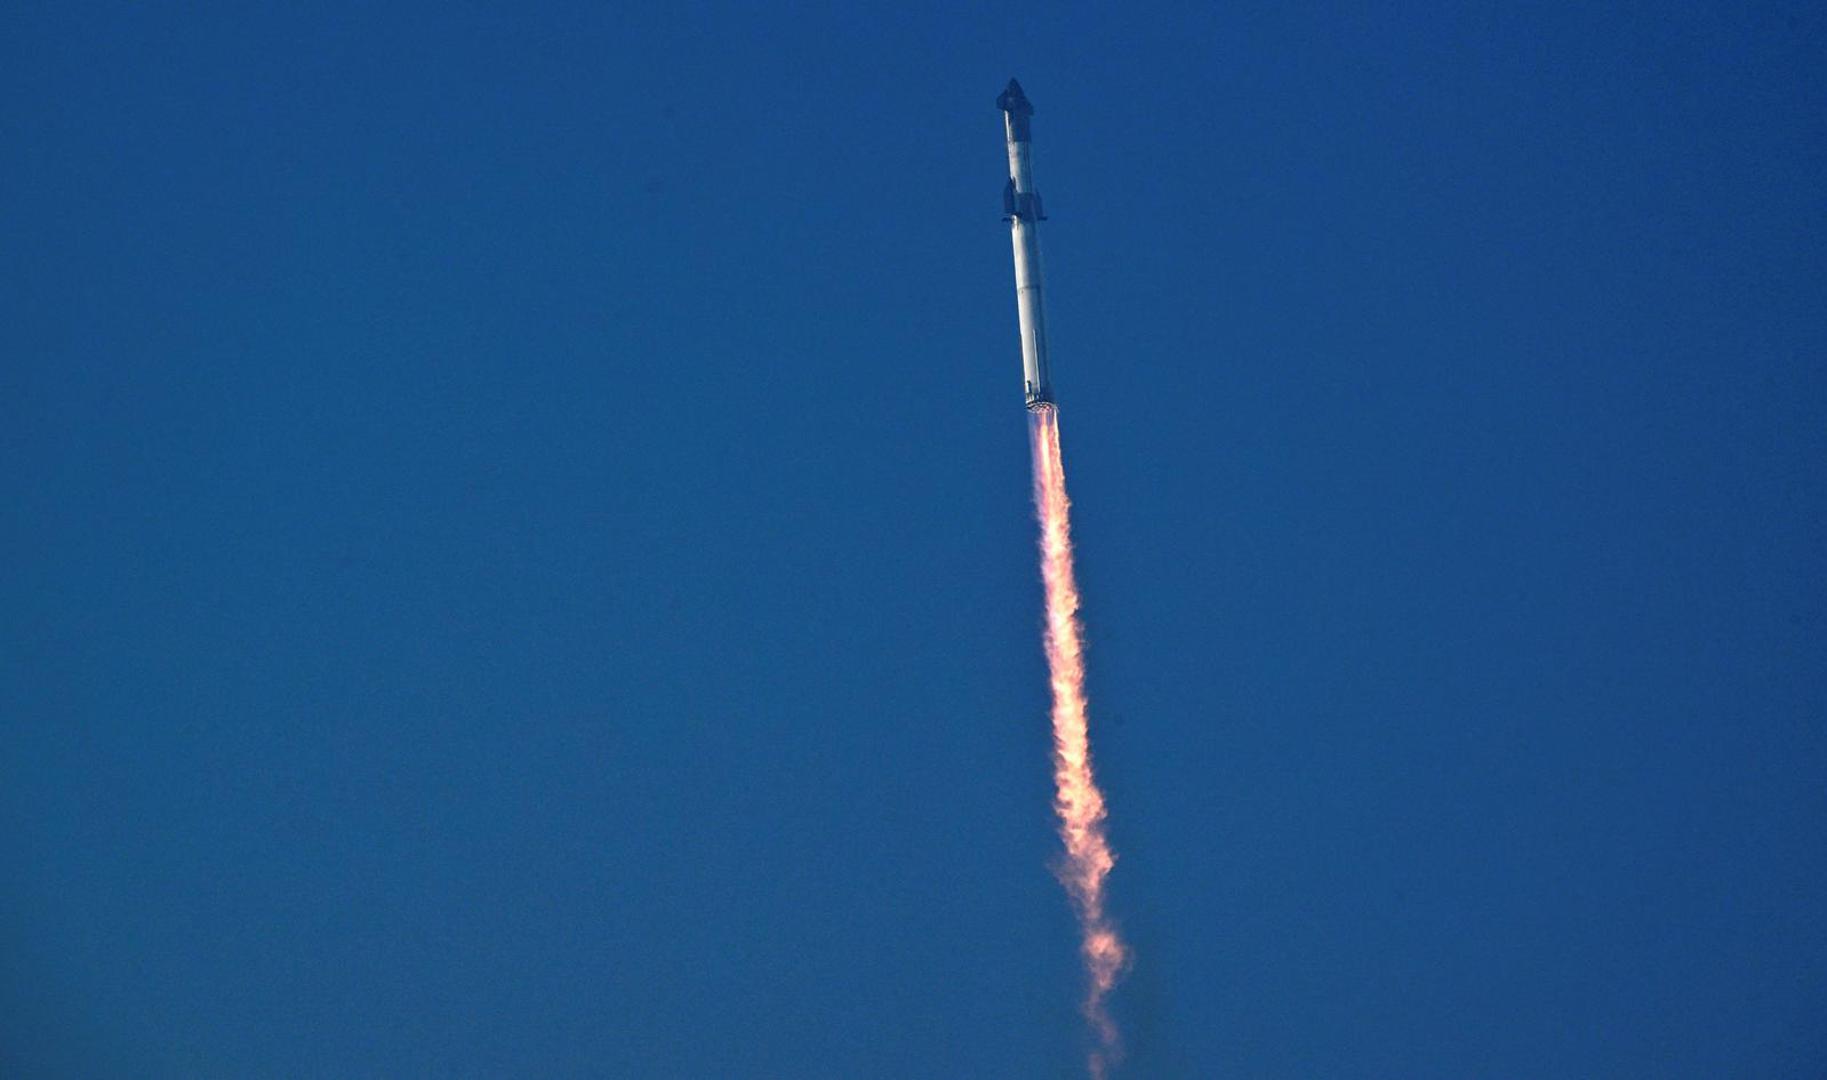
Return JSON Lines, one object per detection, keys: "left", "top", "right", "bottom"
{"left": 998, "top": 78, "right": 1054, "bottom": 412}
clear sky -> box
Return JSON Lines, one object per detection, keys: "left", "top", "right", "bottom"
{"left": 3, "top": 3, "right": 1823, "bottom": 1077}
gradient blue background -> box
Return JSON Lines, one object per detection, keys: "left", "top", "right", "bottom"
{"left": 4, "top": 3, "right": 1824, "bottom": 1076}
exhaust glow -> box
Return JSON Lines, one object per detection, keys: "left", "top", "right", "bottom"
{"left": 1030, "top": 405, "right": 1126, "bottom": 1078}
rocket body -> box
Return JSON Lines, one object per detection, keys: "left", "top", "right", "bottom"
{"left": 999, "top": 79, "right": 1054, "bottom": 411}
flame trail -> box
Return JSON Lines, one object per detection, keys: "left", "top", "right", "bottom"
{"left": 1029, "top": 405, "right": 1126, "bottom": 1078}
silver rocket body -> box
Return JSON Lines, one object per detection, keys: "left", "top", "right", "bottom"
{"left": 999, "top": 79, "right": 1054, "bottom": 411}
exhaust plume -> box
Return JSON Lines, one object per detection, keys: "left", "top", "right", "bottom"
{"left": 1029, "top": 405, "right": 1127, "bottom": 1078}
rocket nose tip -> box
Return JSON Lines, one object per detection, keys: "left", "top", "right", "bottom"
{"left": 997, "top": 78, "right": 1033, "bottom": 115}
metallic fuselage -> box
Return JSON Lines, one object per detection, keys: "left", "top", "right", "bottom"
{"left": 999, "top": 80, "right": 1053, "bottom": 411}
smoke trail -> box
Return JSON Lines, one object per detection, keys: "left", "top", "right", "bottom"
{"left": 1029, "top": 405, "right": 1127, "bottom": 1078}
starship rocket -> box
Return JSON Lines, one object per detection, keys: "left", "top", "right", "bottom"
{"left": 998, "top": 78, "right": 1054, "bottom": 411}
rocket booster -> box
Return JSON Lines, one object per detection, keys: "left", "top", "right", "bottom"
{"left": 998, "top": 79, "right": 1054, "bottom": 412}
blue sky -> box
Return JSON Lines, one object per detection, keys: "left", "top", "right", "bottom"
{"left": 3, "top": 3, "right": 1824, "bottom": 1076}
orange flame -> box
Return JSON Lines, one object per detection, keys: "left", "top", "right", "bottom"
{"left": 1030, "top": 406, "right": 1127, "bottom": 1078}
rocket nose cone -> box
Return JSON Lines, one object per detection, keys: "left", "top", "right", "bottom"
{"left": 997, "top": 78, "right": 1033, "bottom": 116}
